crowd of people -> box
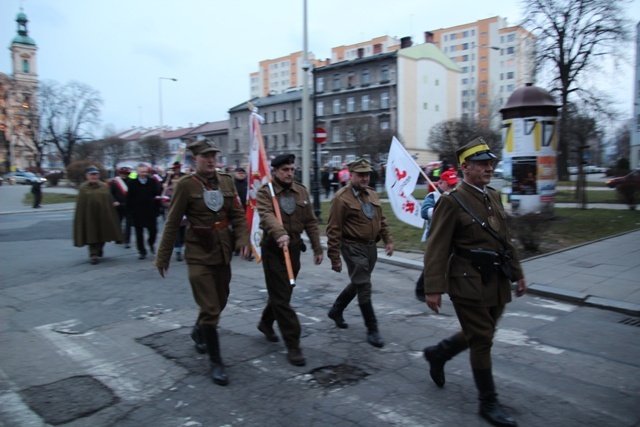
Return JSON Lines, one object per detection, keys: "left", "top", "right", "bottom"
{"left": 72, "top": 137, "right": 526, "bottom": 427}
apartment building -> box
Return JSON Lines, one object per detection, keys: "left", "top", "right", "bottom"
{"left": 250, "top": 36, "right": 402, "bottom": 99}
{"left": 430, "top": 16, "right": 535, "bottom": 125}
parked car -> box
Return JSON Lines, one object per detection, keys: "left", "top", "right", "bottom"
{"left": 605, "top": 169, "right": 640, "bottom": 189}
{"left": 3, "top": 171, "right": 47, "bottom": 185}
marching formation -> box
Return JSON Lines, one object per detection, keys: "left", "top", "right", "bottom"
{"left": 72, "top": 127, "right": 526, "bottom": 426}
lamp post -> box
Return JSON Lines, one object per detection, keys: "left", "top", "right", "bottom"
{"left": 158, "top": 77, "right": 177, "bottom": 139}
{"left": 301, "top": 0, "right": 311, "bottom": 189}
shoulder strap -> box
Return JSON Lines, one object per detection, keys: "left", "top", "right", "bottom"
{"left": 449, "top": 192, "right": 509, "bottom": 250}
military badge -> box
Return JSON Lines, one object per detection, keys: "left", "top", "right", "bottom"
{"left": 361, "top": 202, "right": 375, "bottom": 220}
{"left": 279, "top": 195, "right": 296, "bottom": 215}
{"left": 487, "top": 215, "right": 500, "bottom": 231}
{"left": 204, "top": 189, "right": 224, "bottom": 212}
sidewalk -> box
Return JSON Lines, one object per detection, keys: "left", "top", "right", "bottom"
{"left": 2, "top": 183, "right": 639, "bottom": 315}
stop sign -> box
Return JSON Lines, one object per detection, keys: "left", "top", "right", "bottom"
{"left": 314, "top": 127, "right": 327, "bottom": 144}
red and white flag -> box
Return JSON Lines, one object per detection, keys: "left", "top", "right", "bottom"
{"left": 246, "top": 108, "right": 271, "bottom": 261}
{"left": 385, "top": 136, "right": 425, "bottom": 228}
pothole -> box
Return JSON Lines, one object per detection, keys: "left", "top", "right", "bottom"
{"left": 310, "top": 364, "right": 369, "bottom": 388}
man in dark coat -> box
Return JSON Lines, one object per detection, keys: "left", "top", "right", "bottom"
{"left": 127, "top": 164, "right": 161, "bottom": 260}
{"left": 31, "top": 177, "right": 42, "bottom": 208}
{"left": 73, "top": 166, "right": 122, "bottom": 264}
{"left": 422, "top": 137, "right": 527, "bottom": 427}
{"left": 110, "top": 166, "right": 132, "bottom": 247}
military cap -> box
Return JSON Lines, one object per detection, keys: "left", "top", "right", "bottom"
{"left": 348, "top": 158, "right": 372, "bottom": 173}
{"left": 234, "top": 167, "right": 246, "bottom": 173}
{"left": 456, "top": 137, "right": 497, "bottom": 165}
{"left": 271, "top": 154, "right": 295, "bottom": 168}
{"left": 85, "top": 165, "right": 100, "bottom": 174}
{"left": 188, "top": 139, "right": 220, "bottom": 156}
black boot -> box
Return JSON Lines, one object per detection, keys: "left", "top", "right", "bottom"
{"left": 201, "top": 326, "right": 229, "bottom": 386}
{"left": 190, "top": 324, "right": 207, "bottom": 354}
{"left": 423, "top": 332, "right": 468, "bottom": 387}
{"left": 473, "top": 368, "right": 517, "bottom": 427}
{"left": 415, "top": 272, "right": 426, "bottom": 302}
{"left": 328, "top": 287, "right": 356, "bottom": 329}
{"left": 359, "top": 302, "right": 384, "bottom": 348}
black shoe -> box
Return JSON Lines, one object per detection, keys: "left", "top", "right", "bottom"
{"left": 124, "top": 243, "right": 130, "bottom": 249}
{"left": 190, "top": 325, "right": 207, "bottom": 354}
{"left": 287, "top": 348, "right": 306, "bottom": 366}
{"left": 479, "top": 401, "right": 518, "bottom": 427}
{"left": 139, "top": 253, "right": 146, "bottom": 260}
{"left": 90, "top": 256, "right": 99, "bottom": 265}
{"left": 367, "top": 331, "right": 384, "bottom": 348}
{"left": 176, "top": 252, "right": 183, "bottom": 261}
{"left": 210, "top": 362, "right": 229, "bottom": 386}
{"left": 423, "top": 345, "right": 446, "bottom": 387}
{"left": 328, "top": 306, "right": 348, "bottom": 329}
{"left": 257, "top": 321, "right": 279, "bottom": 342}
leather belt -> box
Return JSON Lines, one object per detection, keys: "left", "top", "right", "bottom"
{"left": 344, "top": 238, "right": 377, "bottom": 246}
{"left": 211, "top": 219, "right": 229, "bottom": 231}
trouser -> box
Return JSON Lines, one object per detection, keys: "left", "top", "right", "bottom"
{"left": 452, "top": 302, "right": 505, "bottom": 369}
{"left": 116, "top": 207, "right": 131, "bottom": 243}
{"left": 189, "top": 263, "right": 232, "bottom": 328}
{"left": 88, "top": 242, "right": 105, "bottom": 257}
{"left": 339, "top": 242, "right": 377, "bottom": 306}
{"left": 260, "top": 243, "right": 301, "bottom": 350}
{"left": 134, "top": 224, "right": 157, "bottom": 255}
{"left": 33, "top": 192, "right": 41, "bottom": 207}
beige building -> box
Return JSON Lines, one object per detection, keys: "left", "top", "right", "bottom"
{"left": 430, "top": 16, "right": 535, "bottom": 125}
{"left": 0, "top": 9, "right": 39, "bottom": 173}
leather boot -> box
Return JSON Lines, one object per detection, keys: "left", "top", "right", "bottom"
{"left": 359, "top": 302, "right": 384, "bottom": 348}
{"left": 327, "top": 287, "right": 356, "bottom": 328}
{"left": 201, "top": 326, "right": 229, "bottom": 386}
{"left": 190, "top": 324, "right": 207, "bottom": 354}
{"left": 473, "top": 368, "right": 517, "bottom": 427}
{"left": 415, "top": 272, "right": 426, "bottom": 302}
{"left": 257, "top": 320, "right": 279, "bottom": 342}
{"left": 423, "top": 332, "right": 468, "bottom": 387}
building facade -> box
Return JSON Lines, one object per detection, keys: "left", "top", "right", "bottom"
{"left": 0, "top": 10, "right": 39, "bottom": 173}
{"left": 430, "top": 16, "right": 535, "bottom": 125}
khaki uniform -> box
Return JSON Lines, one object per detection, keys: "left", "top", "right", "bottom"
{"left": 326, "top": 183, "right": 392, "bottom": 335}
{"left": 155, "top": 171, "right": 250, "bottom": 327}
{"left": 73, "top": 181, "right": 122, "bottom": 257}
{"left": 257, "top": 179, "right": 322, "bottom": 351}
{"left": 423, "top": 181, "right": 523, "bottom": 368}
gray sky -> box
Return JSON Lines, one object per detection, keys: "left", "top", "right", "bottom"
{"left": 1, "top": 0, "right": 638, "bottom": 136}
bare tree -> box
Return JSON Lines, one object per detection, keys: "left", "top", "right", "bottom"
{"left": 428, "top": 118, "right": 501, "bottom": 166}
{"left": 100, "top": 137, "right": 129, "bottom": 171}
{"left": 73, "top": 140, "right": 104, "bottom": 164}
{"left": 39, "top": 80, "right": 103, "bottom": 167}
{"left": 522, "top": 0, "right": 633, "bottom": 180}
{"left": 137, "top": 134, "right": 170, "bottom": 166}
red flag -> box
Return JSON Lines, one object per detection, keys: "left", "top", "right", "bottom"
{"left": 246, "top": 109, "right": 270, "bottom": 261}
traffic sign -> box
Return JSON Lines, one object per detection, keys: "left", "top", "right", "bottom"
{"left": 314, "top": 127, "right": 327, "bottom": 144}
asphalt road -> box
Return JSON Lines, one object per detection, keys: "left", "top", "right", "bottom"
{"left": 0, "top": 210, "right": 638, "bottom": 426}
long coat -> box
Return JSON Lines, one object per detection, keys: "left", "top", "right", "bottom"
{"left": 127, "top": 177, "right": 161, "bottom": 228}
{"left": 73, "top": 181, "right": 122, "bottom": 247}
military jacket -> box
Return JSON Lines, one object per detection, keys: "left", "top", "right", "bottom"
{"left": 73, "top": 181, "right": 122, "bottom": 247}
{"left": 326, "top": 183, "right": 393, "bottom": 265}
{"left": 256, "top": 179, "right": 322, "bottom": 256}
{"left": 423, "top": 181, "right": 524, "bottom": 307}
{"left": 155, "top": 171, "right": 250, "bottom": 268}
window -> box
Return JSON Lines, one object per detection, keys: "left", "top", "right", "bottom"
{"left": 462, "top": 43, "right": 469, "bottom": 50}
{"left": 362, "top": 95, "right": 370, "bottom": 111}
{"left": 461, "top": 55, "right": 469, "bottom": 61}
{"left": 462, "top": 78, "right": 468, "bottom": 85}
{"left": 332, "top": 126, "right": 341, "bottom": 142}
{"left": 263, "top": 135, "right": 269, "bottom": 149}
{"left": 234, "top": 117, "right": 239, "bottom": 128}
{"left": 381, "top": 92, "right": 389, "bottom": 109}
{"left": 296, "top": 107, "right": 302, "bottom": 120}
{"left": 297, "top": 132, "right": 302, "bottom": 147}
{"left": 381, "top": 65, "right": 389, "bottom": 82}
{"left": 283, "top": 134, "right": 288, "bottom": 148}
{"left": 347, "top": 71, "right": 355, "bottom": 87}
{"left": 507, "top": 46, "right": 515, "bottom": 54}
{"left": 507, "top": 72, "right": 514, "bottom": 79}
{"left": 346, "top": 127, "right": 355, "bottom": 142}
{"left": 450, "top": 33, "right": 457, "bottom": 40}
{"left": 333, "top": 74, "right": 340, "bottom": 90}
{"left": 283, "top": 109, "right": 289, "bottom": 121}
{"left": 361, "top": 69, "right": 370, "bottom": 85}
{"left": 22, "top": 59, "right": 29, "bottom": 73}
{"left": 435, "top": 105, "right": 439, "bottom": 112}
{"left": 380, "top": 120, "right": 389, "bottom": 130}
{"left": 507, "top": 34, "right": 516, "bottom": 42}
{"left": 273, "top": 135, "right": 278, "bottom": 149}
{"left": 234, "top": 139, "right": 239, "bottom": 152}
{"left": 347, "top": 97, "right": 355, "bottom": 113}
{"left": 317, "top": 101, "right": 324, "bottom": 116}
{"left": 272, "top": 111, "right": 278, "bottom": 122}
{"left": 317, "top": 77, "right": 324, "bottom": 92}
{"left": 333, "top": 99, "right": 341, "bottom": 114}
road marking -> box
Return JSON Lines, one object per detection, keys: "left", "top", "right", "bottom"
{"left": 496, "top": 328, "right": 564, "bottom": 354}
{"left": 503, "top": 311, "right": 557, "bottom": 322}
{"left": 526, "top": 298, "right": 577, "bottom": 312}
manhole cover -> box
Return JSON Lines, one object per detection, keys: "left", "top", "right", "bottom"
{"left": 310, "top": 364, "right": 369, "bottom": 387}
{"left": 21, "top": 376, "right": 117, "bottom": 425}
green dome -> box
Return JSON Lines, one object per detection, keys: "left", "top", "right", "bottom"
{"left": 16, "top": 11, "right": 27, "bottom": 21}
{"left": 12, "top": 10, "right": 36, "bottom": 46}
{"left": 12, "top": 35, "right": 36, "bottom": 45}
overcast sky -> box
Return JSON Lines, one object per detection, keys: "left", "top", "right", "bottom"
{"left": 1, "top": 0, "right": 638, "bottom": 136}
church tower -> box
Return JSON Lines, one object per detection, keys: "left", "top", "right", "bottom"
{"left": 11, "top": 10, "right": 38, "bottom": 86}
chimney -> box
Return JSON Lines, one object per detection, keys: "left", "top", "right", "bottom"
{"left": 325, "top": 58, "right": 331, "bottom": 66}
{"left": 400, "top": 36, "right": 413, "bottom": 48}
{"left": 424, "top": 31, "right": 434, "bottom": 43}
{"left": 357, "top": 48, "right": 365, "bottom": 58}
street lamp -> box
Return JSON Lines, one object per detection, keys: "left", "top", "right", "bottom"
{"left": 158, "top": 77, "right": 177, "bottom": 139}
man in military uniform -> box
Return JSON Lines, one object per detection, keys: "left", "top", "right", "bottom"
{"left": 256, "top": 154, "right": 323, "bottom": 367}
{"left": 155, "top": 139, "right": 250, "bottom": 386}
{"left": 422, "top": 137, "right": 527, "bottom": 427}
{"left": 326, "top": 158, "right": 394, "bottom": 348}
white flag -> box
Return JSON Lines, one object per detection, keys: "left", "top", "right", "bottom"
{"left": 385, "top": 136, "right": 425, "bottom": 228}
